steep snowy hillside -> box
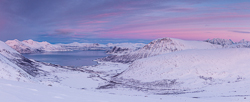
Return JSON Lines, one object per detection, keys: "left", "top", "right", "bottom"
{"left": 1, "top": 40, "right": 103, "bottom": 86}
{"left": 106, "top": 43, "right": 146, "bottom": 55}
{"left": 100, "top": 38, "right": 221, "bottom": 63}
{"left": 0, "top": 41, "right": 33, "bottom": 82}
{"left": 1, "top": 40, "right": 50, "bottom": 77}
{"left": 6, "top": 39, "right": 69, "bottom": 53}
{"left": 113, "top": 48, "right": 250, "bottom": 92}
{"left": 205, "top": 38, "right": 250, "bottom": 48}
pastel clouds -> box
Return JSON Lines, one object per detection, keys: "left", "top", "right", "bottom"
{"left": 0, "top": 0, "right": 249, "bottom": 43}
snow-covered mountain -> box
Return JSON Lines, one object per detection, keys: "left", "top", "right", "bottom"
{"left": 204, "top": 38, "right": 234, "bottom": 46}
{"left": 6, "top": 39, "right": 146, "bottom": 53}
{"left": 100, "top": 37, "right": 221, "bottom": 63}
{"left": 205, "top": 38, "right": 250, "bottom": 48}
{"left": 6, "top": 39, "right": 69, "bottom": 53}
{"left": 113, "top": 48, "right": 250, "bottom": 91}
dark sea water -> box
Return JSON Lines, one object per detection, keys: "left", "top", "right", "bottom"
{"left": 22, "top": 50, "right": 108, "bottom": 67}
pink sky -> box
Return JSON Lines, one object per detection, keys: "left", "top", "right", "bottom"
{"left": 0, "top": 0, "right": 249, "bottom": 43}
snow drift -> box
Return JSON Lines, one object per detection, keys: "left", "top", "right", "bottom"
{"left": 114, "top": 48, "right": 250, "bottom": 90}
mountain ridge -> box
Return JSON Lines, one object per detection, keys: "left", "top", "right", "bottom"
{"left": 99, "top": 37, "right": 221, "bottom": 63}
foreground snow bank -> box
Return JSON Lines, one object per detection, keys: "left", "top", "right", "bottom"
{"left": 2, "top": 78, "right": 246, "bottom": 102}
{"left": 0, "top": 79, "right": 168, "bottom": 102}
{"left": 115, "top": 48, "right": 250, "bottom": 90}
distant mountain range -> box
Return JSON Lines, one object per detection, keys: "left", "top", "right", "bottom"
{"left": 5, "top": 39, "right": 145, "bottom": 54}
{"left": 205, "top": 38, "right": 250, "bottom": 48}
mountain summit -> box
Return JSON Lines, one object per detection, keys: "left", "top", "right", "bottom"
{"left": 99, "top": 37, "right": 221, "bottom": 63}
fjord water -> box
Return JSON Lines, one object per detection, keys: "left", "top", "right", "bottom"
{"left": 22, "top": 50, "right": 108, "bottom": 66}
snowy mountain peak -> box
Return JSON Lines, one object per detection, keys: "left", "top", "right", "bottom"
{"left": 148, "top": 37, "right": 174, "bottom": 44}
{"left": 142, "top": 37, "right": 184, "bottom": 50}
{"left": 22, "top": 39, "right": 35, "bottom": 44}
{"left": 237, "top": 39, "right": 250, "bottom": 44}
{"left": 99, "top": 37, "right": 221, "bottom": 63}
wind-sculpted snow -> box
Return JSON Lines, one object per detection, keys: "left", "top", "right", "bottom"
{"left": 100, "top": 38, "right": 221, "bottom": 63}
{"left": 113, "top": 48, "right": 250, "bottom": 91}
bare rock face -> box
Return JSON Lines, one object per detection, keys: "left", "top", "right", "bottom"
{"left": 106, "top": 46, "right": 130, "bottom": 55}
{"left": 99, "top": 37, "right": 220, "bottom": 63}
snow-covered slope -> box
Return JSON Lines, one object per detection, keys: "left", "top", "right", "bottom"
{"left": 6, "top": 39, "right": 69, "bottom": 53}
{"left": 100, "top": 37, "right": 221, "bottom": 63}
{"left": 205, "top": 38, "right": 250, "bottom": 48}
{"left": 114, "top": 48, "right": 250, "bottom": 90}
{"left": 0, "top": 41, "right": 33, "bottom": 82}
{"left": 1, "top": 40, "right": 51, "bottom": 77}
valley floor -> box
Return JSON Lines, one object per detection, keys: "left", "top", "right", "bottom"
{"left": 1, "top": 62, "right": 249, "bottom": 102}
